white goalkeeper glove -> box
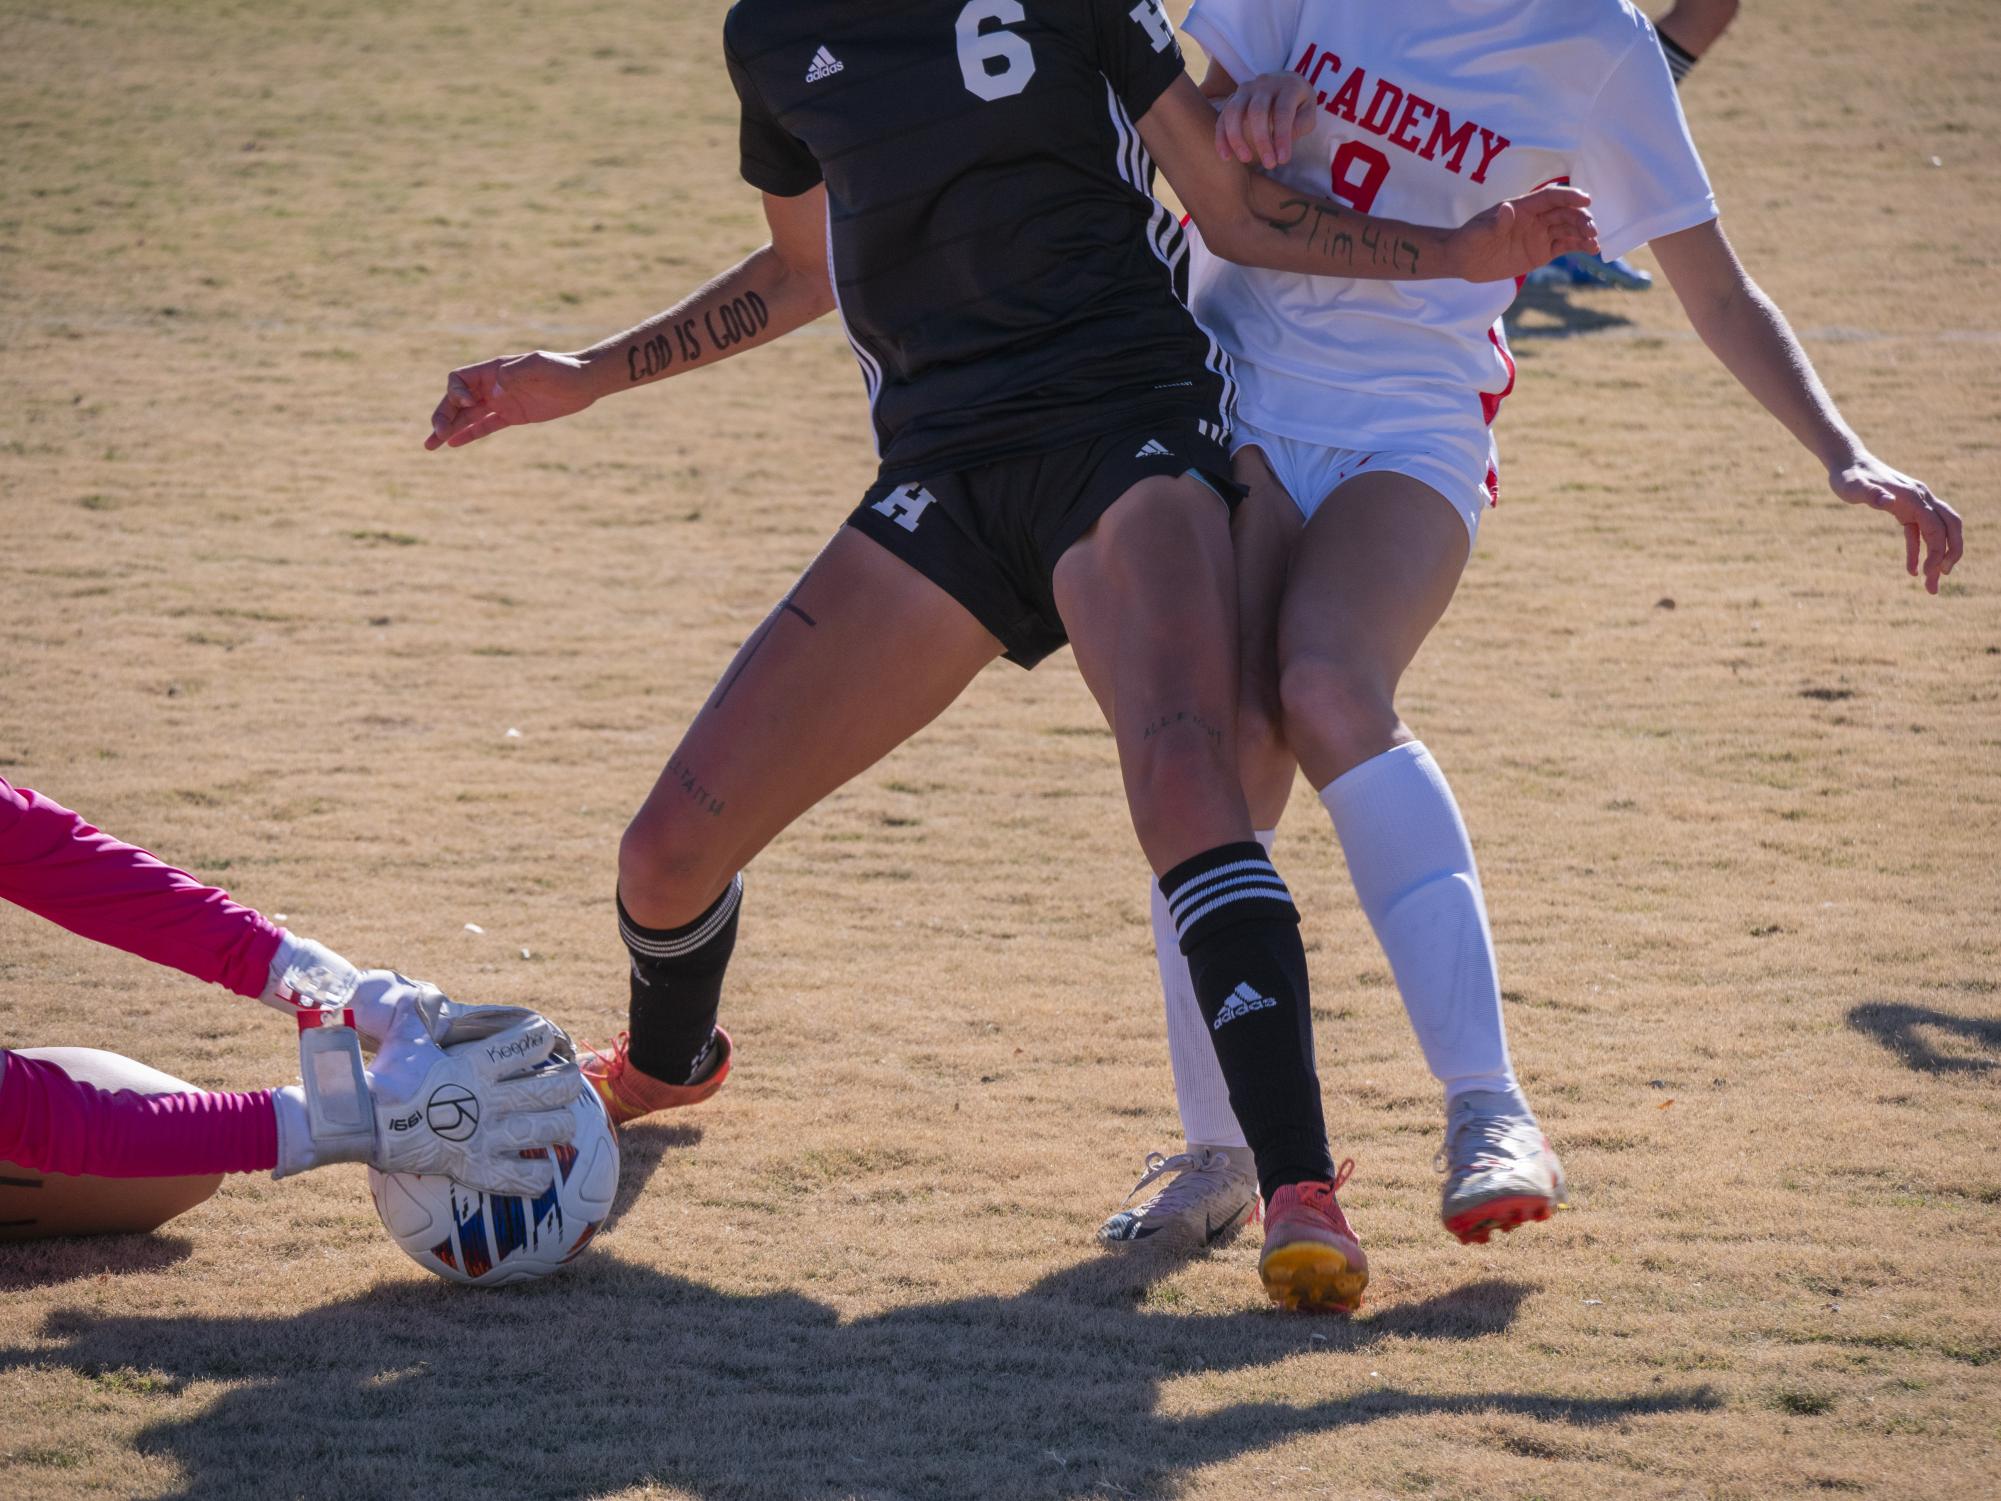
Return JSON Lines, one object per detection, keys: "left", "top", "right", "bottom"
{"left": 345, "top": 969, "right": 561, "bottom": 1063}
{"left": 259, "top": 933, "right": 362, "bottom": 1017}
{"left": 272, "top": 993, "right": 582, "bottom": 1195}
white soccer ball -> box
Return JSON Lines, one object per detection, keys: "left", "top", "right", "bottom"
{"left": 367, "top": 1084, "right": 620, "bottom": 1286}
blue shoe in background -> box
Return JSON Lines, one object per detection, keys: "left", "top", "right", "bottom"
{"left": 1551, "top": 252, "right": 1653, "bottom": 290}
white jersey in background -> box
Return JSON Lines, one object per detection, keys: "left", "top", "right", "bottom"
{"left": 1183, "top": 0, "right": 1719, "bottom": 477}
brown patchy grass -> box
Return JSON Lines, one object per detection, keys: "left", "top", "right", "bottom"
{"left": 1, "top": 1, "right": 1997, "bottom": 1497}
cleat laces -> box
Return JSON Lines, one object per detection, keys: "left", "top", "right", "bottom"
{"left": 1437, "top": 1112, "right": 1522, "bottom": 1176}
{"left": 1123, "top": 1147, "right": 1231, "bottom": 1204}
{"left": 583, "top": 1030, "right": 633, "bottom": 1079}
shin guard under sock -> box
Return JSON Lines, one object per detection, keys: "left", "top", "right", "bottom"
{"left": 1159, "top": 841, "right": 1334, "bottom": 1198}
{"left": 619, "top": 874, "right": 742, "bottom": 1084}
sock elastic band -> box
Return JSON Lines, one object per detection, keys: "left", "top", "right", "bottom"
{"left": 1159, "top": 841, "right": 1295, "bottom": 950}
{"left": 618, "top": 873, "right": 743, "bottom": 958}
{"left": 1659, "top": 30, "right": 1697, "bottom": 83}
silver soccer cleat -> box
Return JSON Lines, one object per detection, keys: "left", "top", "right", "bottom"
{"left": 1097, "top": 1145, "right": 1259, "bottom": 1251}
{"left": 1438, "top": 1090, "right": 1567, "bottom": 1245}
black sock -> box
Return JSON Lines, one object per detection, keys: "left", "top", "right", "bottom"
{"left": 1160, "top": 842, "right": 1335, "bottom": 1199}
{"left": 618, "top": 874, "right": 742, "bottom": 1084}
{"left": 1658, "top": 28, "right": 1698, "bottom": 85}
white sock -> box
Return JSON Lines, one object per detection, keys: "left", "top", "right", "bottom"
{"left": 1320, "top": 741, "right": 1530, "bottom": 1116}
{"left": 1154, "top": 829, "right": 1274, "bottom": 1151}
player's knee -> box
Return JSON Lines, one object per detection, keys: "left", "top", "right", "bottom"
{"left": 1278, "top": 651, "right": 1400, "bottom": 782}
{"left": 618, "top": 803, "right": 730, "bottom": 921}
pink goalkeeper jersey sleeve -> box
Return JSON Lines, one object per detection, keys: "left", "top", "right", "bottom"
{"left": 0, "top": 777, "right": 283, "bottom": 1000}
{"left": 0, "top": 1049, "right": 278, "bottom": 1177}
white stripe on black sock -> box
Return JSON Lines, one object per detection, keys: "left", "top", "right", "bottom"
{"left": 620, "top": 873, "right": 743, "bottom": 960}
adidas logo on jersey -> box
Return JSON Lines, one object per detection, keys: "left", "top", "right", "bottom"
{"left": 1134, "top": 438, "right": 1173, "bottom": 458}
{"left": 805, "top": 45, "right": 844, "bottom": 82}
{"left": 1211, "top": 982, "right": 1276, "bottom": 1031}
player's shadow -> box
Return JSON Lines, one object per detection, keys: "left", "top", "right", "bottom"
{"left": 0, "top": 1231, "right": 194, "bottom": 1292}
{"left": 1, "top": 1253, "right": 1719, "bottom": 1500}
{"left": 1848, "top": 1001, "right": 2001, "bottom": 1075}
{"left": 1503, "top": 283, "right": 1637, "bottom": 341}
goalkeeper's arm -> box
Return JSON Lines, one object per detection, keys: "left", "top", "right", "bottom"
{"left": 426, "top": 186, "right": 834, "bottom": 450}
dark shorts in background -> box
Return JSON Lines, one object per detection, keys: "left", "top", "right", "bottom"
{"left": 844, "top": 417, "right": 1243, "bottom": 668}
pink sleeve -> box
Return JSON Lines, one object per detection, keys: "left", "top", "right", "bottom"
{"left": 0, "top": 777, "right": 283, "bottom": 1000}
{"left": 0, "top": 1050, "right": 277, "bottom": 1177}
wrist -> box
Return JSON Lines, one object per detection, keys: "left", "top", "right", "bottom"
{"left": 271, "top": 1023, "right": 377, "bottom": 1178}
{"left": 260, "top": 933, "right": 361, "bottom": 1016}
{"left": 1436, "top": 226, "right": 1467, "bottom": 281}
{"left": 568, "top": 346, "right": 628, "bottom": 403}
{"left": 271, "top": 1085, "right": 371, "bottom": 1177}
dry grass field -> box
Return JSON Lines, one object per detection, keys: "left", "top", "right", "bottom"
{"left": 2, "top": 0, "right": 1997, "bottom": 1496}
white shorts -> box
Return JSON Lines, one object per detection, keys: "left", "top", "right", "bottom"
{"left": 1230, "top": 417, "right": 1498, "bottom": 546}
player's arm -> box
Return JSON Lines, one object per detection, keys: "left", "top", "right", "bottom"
{"left": 1137, "top": 72, "right": 1597, "bottom": 284}
{"left": 1, "top": 1000, "right": 579, "bottom": 1194}
{"left": 0, "top": 776, "right": 373, "bottom": 1016}
{"left": 1650, "top": 218, "right": 1964, "bottom": 593}
{"left": 425, "top": 186, "right": 833, "bottom": 451}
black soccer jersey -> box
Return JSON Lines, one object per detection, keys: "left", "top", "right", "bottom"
{"left": 722, "top": 0, "right": 1235, "bottom": 480}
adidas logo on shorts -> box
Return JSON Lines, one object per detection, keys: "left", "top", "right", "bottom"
{"left": 1211, "top": 981, "right": 1276, "bottom": 1031}
{"left": 805, "top": 45, "right": 844, "bottom": 82}
{"left": 1135, "top": 438, "right": 1172, "bottom": 458}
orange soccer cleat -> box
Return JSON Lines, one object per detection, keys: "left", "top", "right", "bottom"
{"left": 577, "top": 1027, "right": 733, "bottom": 1127}
{"left": 1258, "top": 1160, "right": 1369, "bottom": 1314}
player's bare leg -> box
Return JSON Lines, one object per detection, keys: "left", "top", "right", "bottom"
{"left": 1101, "top": 448, "right": 1299, "bottom": 1250}
{"left": 1228, "top": 447, "right": 1308, "bottom": 832}
{"left": 1277, "top": 470, "right": 1565, "bottom": 1244}
{"left": 586, "top": 528, "right": 1003, "bottom": 1123}
{"left": 1054, "top": 473, "right": 1251, "bottom": 871}
{"left": 1273, "top": 470, "right": 1464, "bottom": 784}
{"left": 1057, "top": 473, "right": 1364, "bottom": 1313}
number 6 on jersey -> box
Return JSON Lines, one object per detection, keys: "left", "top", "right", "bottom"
{"left": 957, "top": 0, "right": 1035, "bottom": 101}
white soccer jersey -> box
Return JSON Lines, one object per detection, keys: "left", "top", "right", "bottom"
{"left": 1183, "top": 0, "right": 1718, "bottom": 455}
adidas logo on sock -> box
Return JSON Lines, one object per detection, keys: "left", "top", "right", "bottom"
{"left": 1135, "top": 438, "right": 1172, "bottom": 458}
{"left": 805, "top": 45, "right": 844, "bottom": 81}
{"left": 1211, "top": 981, "right": 1276, "bottom": 1031}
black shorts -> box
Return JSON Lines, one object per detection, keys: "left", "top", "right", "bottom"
{"left": 845, "top": 417, "right": 1244, "bottom": 668}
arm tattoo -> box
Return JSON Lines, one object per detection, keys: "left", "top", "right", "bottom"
{"left": 625, "top": 292, "right": 772, "bottom": 383}
{"left": 1257, "top": 196, "right": 1420, "bottom": 275}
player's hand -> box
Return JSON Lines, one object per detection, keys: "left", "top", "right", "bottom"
{"left": 1446, "top": 187, "right": 1600, "bottom": 283}
{"left": 1831, "top": 455, "right": 1964, "bottom": 594}
{"left": 1215, "top": 71, "right": 1317, "bottom": 170}
{"left": 425, "top": 350, "right": 595, "bottom": 451}
{"left": 347, "top": 969, "right": 413, "bottom": 1048}
{"left": 363, "top": 996, "right": 582, "bottom": 1194}
{"left": 347, "top": 971, "right": 579, "bottom": 1065}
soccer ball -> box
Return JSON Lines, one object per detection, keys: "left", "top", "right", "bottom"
{"left": 367, "top": 1084, "right": 620, "bottom": 1286}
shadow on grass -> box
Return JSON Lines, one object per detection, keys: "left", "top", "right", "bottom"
{"left": 0, "top": 1232, "right": 193, "bottom": 1292}
{"left": 608, "top": 1120, "right": 699, "bottom": 1220}
{"left": 1503, "top": 284, "right": 1638, "bottom": 342}
{"left": 1, "top": 1250, "right": 1719, "bottom": 1499}
{"left": 1848, "top": 1002, "right": 2001, "bottom": 1074}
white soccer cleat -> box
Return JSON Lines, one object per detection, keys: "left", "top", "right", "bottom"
{"left": 1438, "top": 1090, "right": 1567, "bottom": 1245}
{"left": 1097, "top": 1145, "right": 1259, "bottom": 1251}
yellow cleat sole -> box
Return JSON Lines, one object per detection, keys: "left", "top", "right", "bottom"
{"left": 1259, "top": 1241, "right": 1369, "bottom": 1315}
